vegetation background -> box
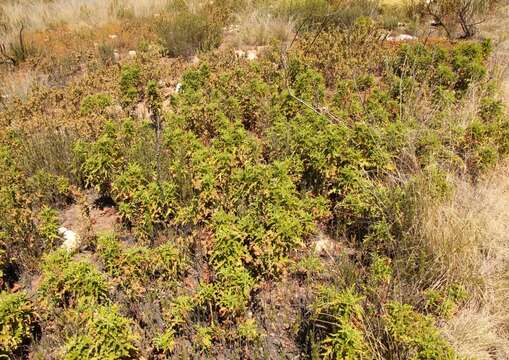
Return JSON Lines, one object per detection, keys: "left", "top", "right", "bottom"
{"left": 1, "top": 0, "right": 509, "bottom": 359}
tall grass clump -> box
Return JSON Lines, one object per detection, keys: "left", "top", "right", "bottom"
{"left": 155, "top": 2, "right": 224, "bottom": 57}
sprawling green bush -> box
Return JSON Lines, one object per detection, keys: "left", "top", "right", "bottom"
{"left": 309, "top": 286, "right": 370, "bottom": 359}
{"left": 0, "top": 291, "right": 36, "bottom": 357}
{"left": 39, "top": 250, "right": 110, "bottom": 308}
{"left": 80, "top": 93, "right": 112, "bottom": 116}
{"left": 384, "top": 301, "right": 460, "bottom": 359}
{"left": 119, "top": 65, "right": 141, "bottom": 108}
{"left": 97, "top": 234, "right": 186, "bottom": 297}
{"left": 64, "top": 304, "right": 139, "bottom": 360}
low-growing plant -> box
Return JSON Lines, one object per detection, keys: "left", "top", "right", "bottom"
{"left": 64, "top": 304, "right": 139, "bottom": 360}
{"left": 80, "top": 93, "right": 112, "bottom": 116}
{"left": 39, "top": 250, "right": 110, "bottom": 308}
{"left": 119, "top": 64, "right": 141, "bottom": 108}
{"left": 37, "top": 206, "right": 60, "bottom": 250}
{"left": 153, "top": 327, "right": 176, "bottom": 355}
{"left": 237, "top": 318, "right": 262, "bottom": 343}
{"left": 73, "top": 122, "right": 121, "bottom": 195}
{"left": 96, "top": 234, "right": 185, "bottom": 295}
{"left": 384, "top": 301, "right": 460, "bottom": 359}
{"left": 0, "top": 291, "right": 36, "bottom": 357}
{"left": 309, "top": 286, "right": 370, "bottom": 359}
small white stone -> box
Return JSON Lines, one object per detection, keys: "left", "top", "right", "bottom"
{"left": 128, "top": 50, "right": 137, "bottom": 58}
{"left": 113, "top": 51, "right": 120, "bottom": 63}
{"left": 387, "top": 34, "right": 417, "bottom": 42}
{"left": 314, "top": 231, "right": 335, "bottom": 256}
{"left": 108, "top": 34, "right": 118, "bottom": 40}
{"left": 234, "top": 49, "right": 246, "bottom": 58}
{"left": 246, "top": 50, "right": 258, "bottom": 61}
{"left": 59, "top": 227, "right": 80, "bottom": 252}
{"left": 175, "top": 83, "right": 182, "bottom": 93}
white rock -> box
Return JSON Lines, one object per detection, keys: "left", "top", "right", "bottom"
{"left": 58, "top": 227, "right": 80, "bottom": 252}
{"left": 113, "top": 51, "right": 120, "bottom": 63}
{"left": 108, "top": 34, "right": 118, "bottom": 40}
{"left": 128, "top": 50, "right": 137, "bottom": 59}
{"left": 135, "top": 102, "right": 150, "bottom": 119}
{"left": 246, "top": 50, "right": 258, "bottom": 61}
{"left": 314, "top": 231, "right": 335, "bottom": 256}
{"left": 387, "top": 34, "right": 417, "bottom": 42}
{"left": 175, "top": 83, "right": 183, "bottom": 93}
{"left": 191, "top": 55, "right": 200, "bottom": 65}
{"left": 234, "top": 49, "right": 246, "bottom": 58}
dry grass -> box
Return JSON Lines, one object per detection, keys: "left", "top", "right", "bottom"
{"left": 232, "top": 9, "right": 295, "bottom": 47}
{"left": 0, "top": 0, "right": 167, "bottom": 44}
{"left": 0, "top": 69, "right": 47, "bottom": 102}
{"left": 419, "top": 164, "right": 509, "bottom": 358}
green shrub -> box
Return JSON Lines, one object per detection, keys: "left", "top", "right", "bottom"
{"left": 73, "top": 122, "right": 121, "bottom": 194}
{"left": 97, "top": 234, "right": 185, "bottom": 296}
{"left": 384, "top": 301, "right": 459, "bottom": 359}
{"left": 153, "top": 328, "right": 176, "bottom": 354}
{"left": 27, "top": 170, "right": 71, "bottom": 207}
{"left": 37, "top": 206, "right": 60, "bottom": 250}
{"left": 64, "top": 305, "right": 139, "bottom": 360}
{"left": 39, "top": 250, "right": 109, "bottom": 308}
{"left": 112, "top": 165, "right": 178, "bottom": 241}
{"left": 0, "top": 291, "right": 36, "bottom": 357}
{"left": 310, "top": 286, "right": 370, "bottom": 359}
{"left": 424, "top": 285, "right": 467, "bottom": 319}
{"left": 237, "top": 318, "right": 262, "bottom": 343}
{"left": 119, "top": 65, "right": 141, "bottom": 108}
{"left": 80, "top": 93, "right": 112, "bottom": 116}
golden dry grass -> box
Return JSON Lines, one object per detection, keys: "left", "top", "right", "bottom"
{"left": 0, "top": 0, "right": 167, "bottom": 44}
{"left": 420, "top": 164, "right": 509, "bottom": 358}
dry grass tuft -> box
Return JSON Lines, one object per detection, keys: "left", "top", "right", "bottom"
{"left": 0, "top": 69, "right": 47, "bottom": 102}
{"left": 0, "top": 0, "right": 167, "bottom": 44}
{"left": 420, "top": 163, "right": 509, "bottom": 358}
{"left": 233, "top": 9, "right": 295, "bottom": 47}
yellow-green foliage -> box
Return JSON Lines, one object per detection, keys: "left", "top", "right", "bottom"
{"left": 39, "top": 250, "right": 109, "bottom": 308}
{"left": 384, "top": 301, "right": 460, "bottom": 359}
{"left": 37, "top": 206, "right": 60, "bottom": 249}
{"left": 80, "top": 93, "right": 112, "bottom": 116}
{"left": 310, "top": 286, "right": 370, "bottom": 359}
{"left": 64, "top": 304, "right": 139, "bottom": 360}
{"left": 119, "top": 64, "right": 141, "bottom": 108}
{"left": 0, "top": 3, "right": 508, "bottom": 357}
{"left": 97, "top": 234, "right": 186, "bottom": 297}
{"left": 0, "top": 291, "right": 36, "bottom": 357}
